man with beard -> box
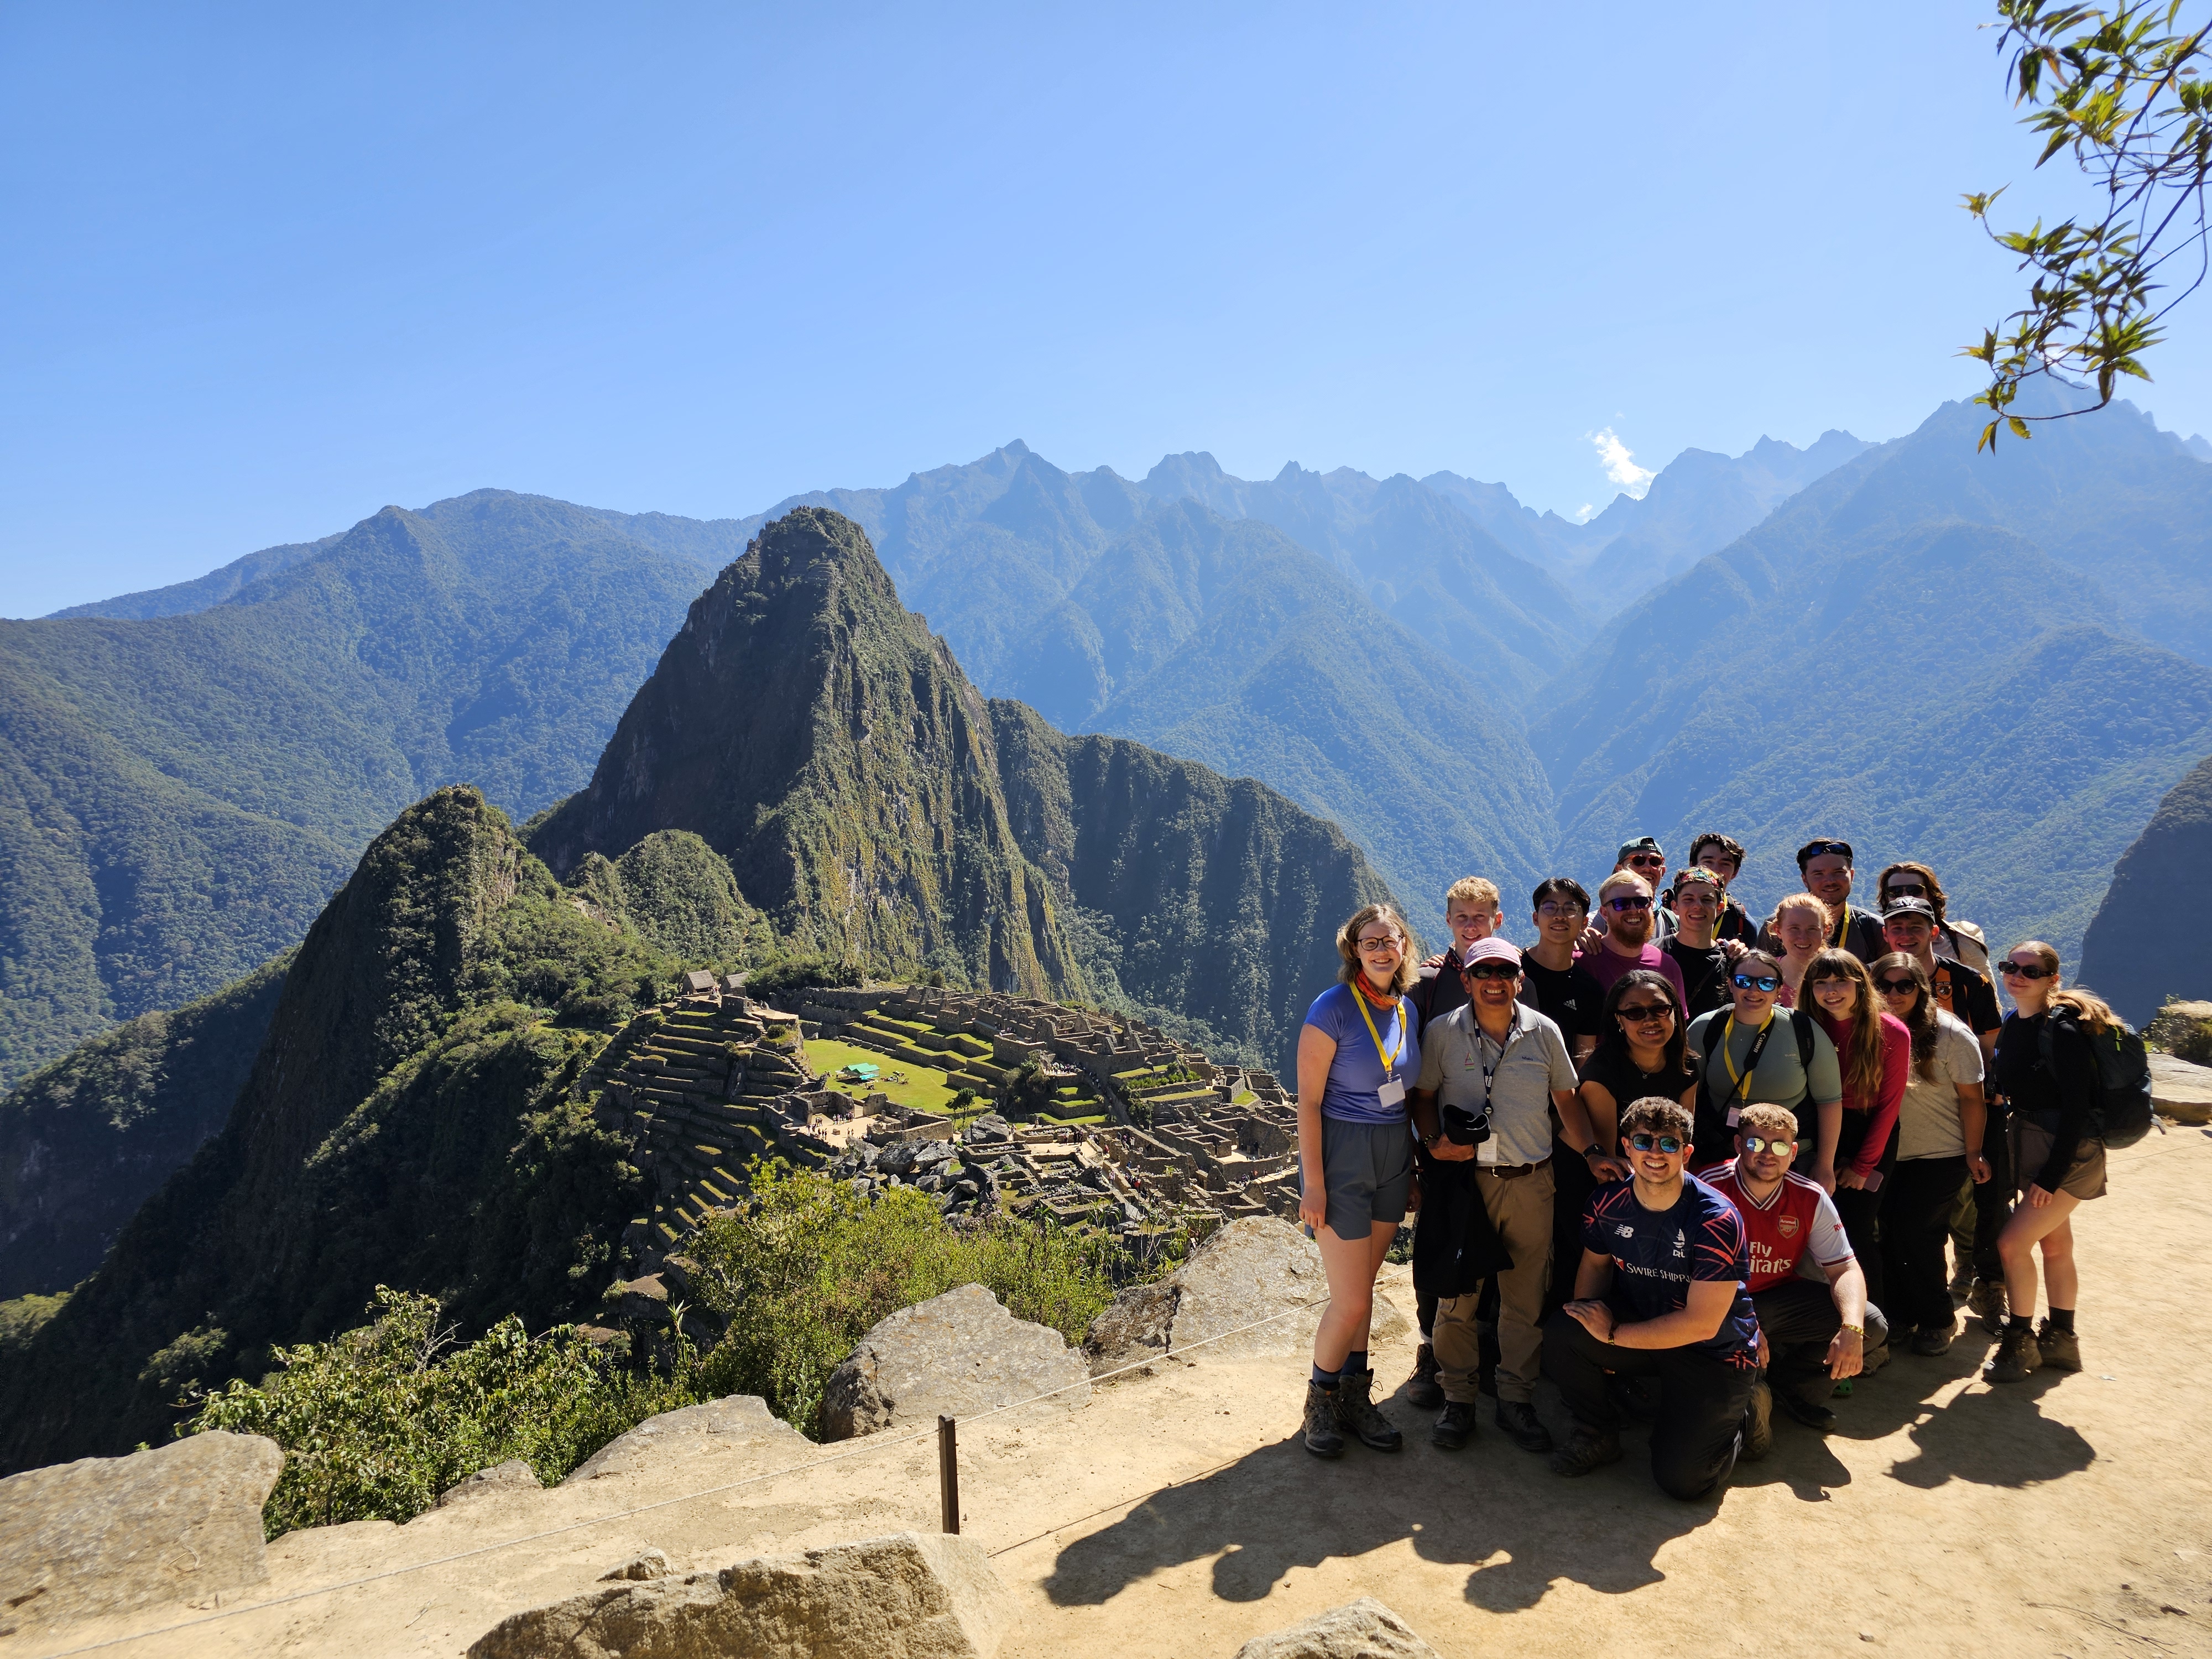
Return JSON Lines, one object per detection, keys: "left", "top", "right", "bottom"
{"left": 1585, "top": 870, "right": 1687, "bottom": 1008}
{"left": 1777, "top": 838, "right": 1888, "bottom": 963}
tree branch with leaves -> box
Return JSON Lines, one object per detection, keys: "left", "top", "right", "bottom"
{"left": 1965, "top": 2, "right": 2212, "bottom": 447}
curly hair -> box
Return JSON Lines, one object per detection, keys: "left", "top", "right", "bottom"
{"left": 1335, "top": 904, "right": 1418, "bottom": 995}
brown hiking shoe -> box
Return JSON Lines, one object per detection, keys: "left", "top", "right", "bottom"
{"left": 1404, "top": 1342, "right": 1443, "bottom": 1409}
{"left": 1547, "top": 1425, "right": 1623, "bottom": 1478}
{"left": 1966, "top": 1278, "right": 2008, "bottom": 1330}
{"left": 1333, "top": 1368, "right": 1402, "bottom": 1451}
{"left": 2036, "top": 1320, "right": 2082, "bottom": 1372}
{"left": 1984, "top": 1323, "right": 2043, "bottom": 1384}
{"left": 1301, "top": 1381, "right": 1345, "bottom": 1458}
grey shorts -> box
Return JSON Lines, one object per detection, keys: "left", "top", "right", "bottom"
{"left": 2010, "top": 1120, "right": 2108, "bottom": 1202}
{"left": 1313, "top": 1115, "right": 1415, "bottom": 1240}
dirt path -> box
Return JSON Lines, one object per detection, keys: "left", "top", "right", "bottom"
{"left": 25, "top": 1128, "right": 2212, "bottom": 1659}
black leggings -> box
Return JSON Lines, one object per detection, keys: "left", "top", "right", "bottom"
{"left": 1881, "top": 1155, "right": 1968, "bottom": 1333}
{"left": 1542, "top": 1310, "right": 1757, "bottom": 1501}
{"left": 1822, "top": 1109, "right": 1899, "bottom": 1313}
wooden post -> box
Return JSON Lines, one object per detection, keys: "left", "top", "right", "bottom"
{"left": 937, "top": 1415, "right": 960, "bottom": 1534}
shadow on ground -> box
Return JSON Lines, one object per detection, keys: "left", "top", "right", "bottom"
{"left": 1042, "top": 1322, "right": 2099, "bottom": 1614}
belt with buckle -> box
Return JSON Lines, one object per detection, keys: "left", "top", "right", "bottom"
{"left": 1477, "top": 1161, "right": 1538, "bottom": 1178}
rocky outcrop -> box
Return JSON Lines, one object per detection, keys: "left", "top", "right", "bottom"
{"left": 0, "top": 1431, "right": 283, "bottom": 1635}
{"left": 438, "top": 1459, "right": 541, "bottom": 1508}
{"left": 1233, "top": 1598, "right": 1442, "bottom": 1659}
{"left": 561, "top": 1394, "right": 810, "bottom": 1485}
{"left": 821, "top": 1284, "right": 1089, "bottom": 1442}
{"left": 466, "top": 1531, "right": 1016, "bottom": 1659}
{"left": 2150, "top": 1052, "right": 2212, "bottom": 1125}
{"left": 1083, "top": 1218, "right": 1411, "bottom": 1376}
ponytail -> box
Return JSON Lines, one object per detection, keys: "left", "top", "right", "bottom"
{"left": 2009, "top": 939, "right": 2118, "bottom": 1034}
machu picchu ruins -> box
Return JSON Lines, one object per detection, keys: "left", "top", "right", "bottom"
{"left": 582, "top": 979, "right": 1306, "bottom": 1281}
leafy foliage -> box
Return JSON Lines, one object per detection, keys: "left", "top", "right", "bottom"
{"left": 1966, "top": 2, "right": 2212, "bottom": 445}
{"left": 186, "top": 1287, "right": 698, "bottom": 1538}
{"left": 685, "top": 1162, "right": 1128, "bottom": 1438}
{"left": 743, "top": 955, "right": 866, "bottom": 998}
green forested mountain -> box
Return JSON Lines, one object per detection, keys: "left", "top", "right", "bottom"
{"left": 1533, "top": 389, "right": 2212, "bottom": 967}
{"left": 2079, "top": 754, "right": 2212, "bottom": 1024}
{"left": 0, "top": 492, "right": 732, "bottom": 1089}
{"left": 0, "top": 955, "right": 289, "bottom": 1300}
{"left": 0, "top": 786, "right": 676, "bottom": 1470}
{"left": 530, "top": 506, "right": 1393, "bottom": 1060}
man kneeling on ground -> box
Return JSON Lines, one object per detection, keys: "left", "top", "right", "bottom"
{"left": 1705, "top": 1104, "right": 1888, "bottom": 1456}
{"left": 1543, "top": 1096, "right": 1761, "bottom": 1500}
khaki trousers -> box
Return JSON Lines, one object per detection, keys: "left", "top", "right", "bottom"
{"left": 1432, "top": 1159, "right": 1554, "bottom": 1405}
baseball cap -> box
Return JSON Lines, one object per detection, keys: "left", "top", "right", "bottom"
{"left": 1617, "top": 836, "right": 1665, "bottom": 862}
{"left": 1460, "top": 937, "right": 1522, "bottom": 969}
{"left": 1882, "top": 896, "right": 1937, "bottom": 924}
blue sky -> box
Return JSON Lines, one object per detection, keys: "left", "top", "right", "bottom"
{"left": 6, "top": 2, "right": 2207, "bottom": 615}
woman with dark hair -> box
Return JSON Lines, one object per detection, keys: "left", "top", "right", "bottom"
{"left": 1802, "top": 948, "right": 1910, "bottom": 1321}
{"left": 1985, "top": 940, "right": 2114, "bottom": 1383}
{"left": 1684, "top": 948, "right": 1843, "bottom": 1181}
{"left": 1871, "top": 952, "right": 1989, "bottom": 1355}
{"left": 1295, "top": 902, "right": 1421, "bottom": 1456}
{"left": 1579, "top": 969, "right": 1698, "bottom": 1159}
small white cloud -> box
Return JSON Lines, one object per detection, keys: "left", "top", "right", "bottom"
{"left": 1587, "top": 427, "right": 1656, "bottom": 499}
{"left": 1571, "top": 503, "right": 1597, "bottom": 524}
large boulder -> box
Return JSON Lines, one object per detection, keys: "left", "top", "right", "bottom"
{"left": 467, "top": 1531, "right": 1016, "bottom": 1659}
{"left": 1233, "top": 1597, "right": 1442, "bottom": 1658}
{"left": 2150, "top": 1052, "right": 2212, "bottom": 1125}
{"left": 820, "top": 1284, "right": 1088, "bottom": 1442}
{"left": 561, "top": 1394, "right": 811, "bottom": 1485}
{"left": 0, "top": 1431, "right": 283, "bottom": 1634}
{"left": 438, "top": 1458, "right": 541, "bottom": 1509}
{"left": 1083, "top": 1217, "right": 1411, "bottom": 1377}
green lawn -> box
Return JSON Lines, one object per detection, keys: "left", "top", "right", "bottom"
{"left": 804, "top": 1038, "right": 962, "bottom": 1115}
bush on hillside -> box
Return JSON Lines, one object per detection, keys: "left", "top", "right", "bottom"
{"left": 685, "top": 1162, "right": 1127, "bottom": 1438}
{"left": 743, "top": 956, "right": 864, "bottom": 998}
{"left": 186, "top": 1287, "right": 699, "bottom": 1539}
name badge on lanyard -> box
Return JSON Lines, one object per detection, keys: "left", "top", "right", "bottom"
{"left": 1475, "top": 1026, "right": 1504, "bottom": 1161}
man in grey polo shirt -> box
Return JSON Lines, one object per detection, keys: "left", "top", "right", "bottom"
{"left": 1412, "top": 936, "right": 1620, "bottom": 1453}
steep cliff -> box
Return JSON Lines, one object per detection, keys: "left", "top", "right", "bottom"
{"left": 2078, "top": 754, "right": 2212, "bottom": 1024}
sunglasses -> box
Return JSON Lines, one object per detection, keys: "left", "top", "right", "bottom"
{"left": 1355, "top": 936, "right": 1402, "bottom": 953}
{"left": 2000, "top": 962, "right": 2055, "bottom": 980}
{"left": 1464, "top": 961, "right": 1520, "bottom": 982}
{"left": 1802, "top": 840, "right": 1853, "bottom": 860}
{"left": 1625, "top": 854, "right": 1666, "bottom": 868}
{"left": 1615, "top": 1003, "right": 1674, "bottom": 1023}
{"left": 1731, "top": 973, "right": 1782, "bottom": 992}
{"left": 1740, "top": 1134, "right": 1793, "bottom": 1156}
{"left": 1605, "top": 895, "right": 1653, "bottom": 912}
{"left": 1628, "top": 1132, "right": 1684, "bottom": 1154}
{"left": 1884, "top": 881, "right": 1929, "bottom": 898}
{"left": 1875, "top": 977, "right": 1919, "bottom": 995}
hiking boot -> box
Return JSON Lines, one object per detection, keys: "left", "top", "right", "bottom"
{"left": 1430, "top": 1400, "right": 1478, "bottom": 1450}
{"left": 1859, "top": 1337, "right": 1890, "bottom": 1378}
{"left": 1911, "top": 1318, "right": 1957, "bottom": 1357}
{"left": 1332, "top": 1368, "right": 1402, "bottom": 1451}
{"left": 1547, "top": 1426, "right": 1623, "bottom": 1478}
{"left": 1966, "top": 1278, "right": 2008, "bottom": 1330}
{"left": 2036, "top": 1320, "right": 2082, "bottom": 1372}
{"left": 1404, "top": 1343, "right": 1443, "bottom": 1409}
{"left": 1741, "top": 1378, "right": 1773, "bottom": 1462}
{"left": 1494, "top": 1399, "right": 1554, "bottom": 1454}
{"left": 1301, "top": 1382, "right": 1345, "bottom": 1458}
{"left": 1984, "top": 1323, "right": 2043, "bottom": 1384}
{"left": 1775, "top": 1387, "right": 1836, "bottom": 1431}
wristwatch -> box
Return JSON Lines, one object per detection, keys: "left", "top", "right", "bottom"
{"left": 1420, "top": 1129, "right": 1442, "bottom": 1150}
{"left": 1582, "top": 1143, "right": 1604, "bottom": 1160}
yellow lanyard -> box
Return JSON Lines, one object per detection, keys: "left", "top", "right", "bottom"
{"left": 1720, "top": 1009, "right": 1777, "bottom": 1091}
{"left": 1351, "top": 985, "right": 1404, "bottom": 1078}
{"left": 1829, "top": 902, "right": 1851, "bottom": 948}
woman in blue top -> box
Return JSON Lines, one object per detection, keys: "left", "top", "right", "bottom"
{"left": 1296, "top": 901, "right": 1421, "bottom": 1458}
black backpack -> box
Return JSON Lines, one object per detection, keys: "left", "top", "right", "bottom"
{"left": 1691, "top": 1010, "right": 1818, "bottom": 1165}
{"left": 2038, "top": 1010, "right": 2156, "bottom": 1151}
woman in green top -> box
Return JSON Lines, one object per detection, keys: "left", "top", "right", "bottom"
{"left": 1685, "top": 948, "right": 1844, "bottom": 1190}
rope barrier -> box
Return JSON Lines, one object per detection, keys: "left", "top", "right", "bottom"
{"left": 24, "top": 1291, "right": 1335, "bottom": 1658}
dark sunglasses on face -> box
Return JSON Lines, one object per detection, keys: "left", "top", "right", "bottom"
{"left": 1732, "top": 973, "right": 1782, "bottom": 992}
{"left": 1875, "top": 977, "right": 1919, "bottom": 994}
{"left": 1625, "top": 853, "right": 1665, "bottom": 868}
{"left": 1629, "top": 1132, "right": 1684, "bottom": 1154}
{"left": 1464, "top": 961, "right": 1520, "bottom": 982}
{"left": 2000, "top": 961, "right": 2055, "bottom": 980}
{"left": 1605, "top": 895, "right": 1653, "bottom": 912}
{"left": 1740, "top": 1134, "right": 1793, "bottom": 1156}
{"left": 1884, "top": 881, "right": 1928, "bottom": 898}
{"left": 1615, "top": 1003, "right": 1674, "bottom": 1022}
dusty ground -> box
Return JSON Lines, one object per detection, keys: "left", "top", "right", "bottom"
{"left": 19, "top": 1128, "right": 2212, "bottom": 1659}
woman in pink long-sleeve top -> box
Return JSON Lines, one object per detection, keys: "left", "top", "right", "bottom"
{"left": 1803, "top": 948, "right": 1910, "bottom": 1335}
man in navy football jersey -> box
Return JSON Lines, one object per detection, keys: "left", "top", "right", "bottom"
{"left": 1542, "top": 1095, "right": 1762, "bottom": 1500}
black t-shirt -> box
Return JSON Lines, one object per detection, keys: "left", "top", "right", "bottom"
{"left": 1663, "top": 937, "right": 1733, "bottom": 1019}
{"left": 1714, "top": 899, "right": 1758, "bottom": 946}
{"left": 1931, "top": 954, "right": 2002, "bottom": 1041}
{"left": 1408, "top": 950, "right": 1468, "bottom": 1036}
{"left": 1579, "top": 1044, "right": 1694, "bottom": 1113}
{"left": 1992, "top": 1010, "right": 2100, "bottom": 1190}
{"left": 1519, "top": 958, "right": 1604, "bottom": 1047}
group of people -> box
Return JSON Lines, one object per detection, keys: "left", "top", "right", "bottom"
{"left": 1293, "top": 834, "right": 2118, "bottom": 1500}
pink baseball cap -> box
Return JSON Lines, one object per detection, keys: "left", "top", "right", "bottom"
{"left": 1460, "top": 936, "right": 1522, "bottom": 969}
